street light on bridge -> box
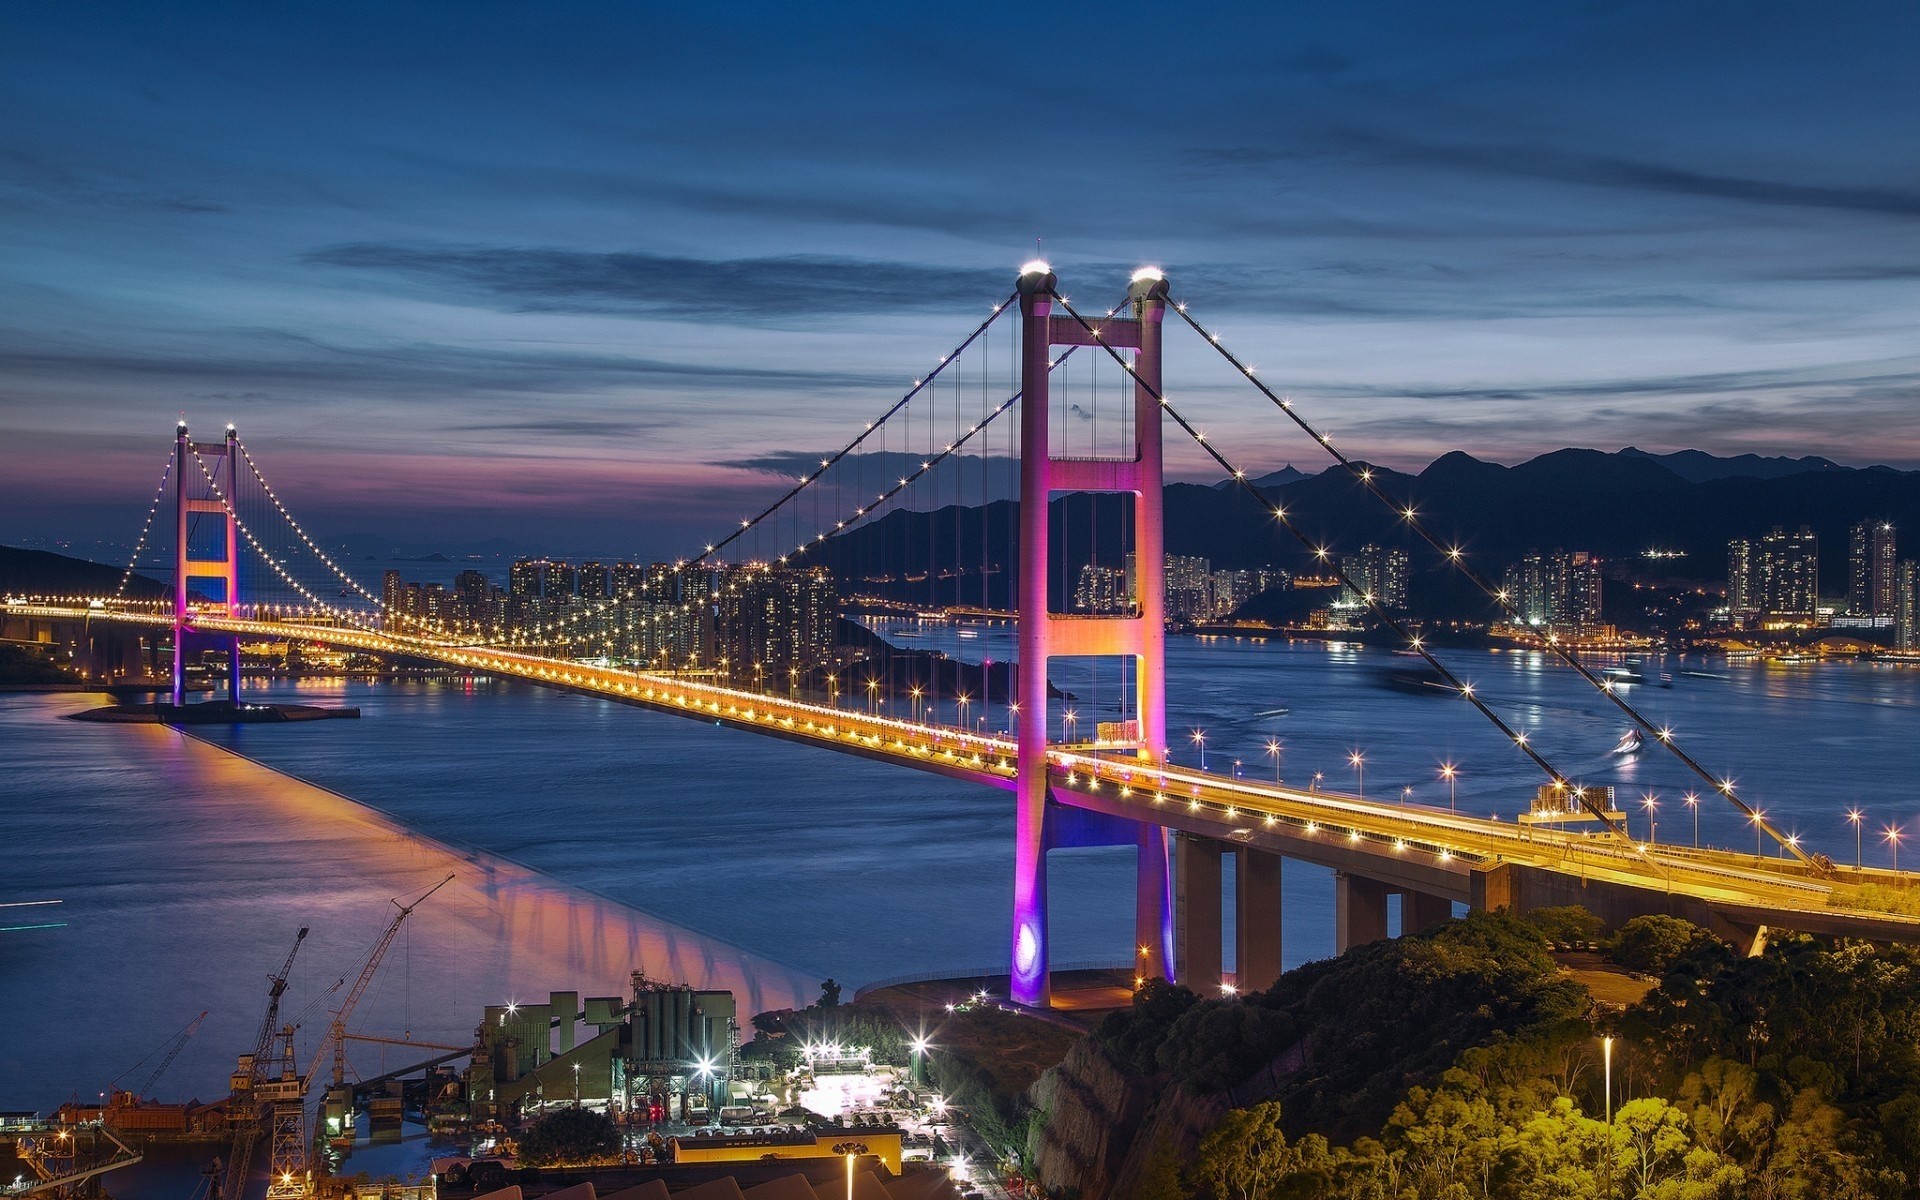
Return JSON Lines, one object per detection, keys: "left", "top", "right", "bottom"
{"left": 910, "top": 685, "right": 924, "bottom": 723}
{"left": 1063, "top": 708, "right": 1078, "bottom": 743}
{"left": 1685, "top": 792, "right": 1700, "bottom": 849}
{"left": 1348, "top": 750, "right": 1365, "bottom": 798}
{"left": 1641, "top": 792, "right": 1658, "bottom": 845}
{"left": 1848, "top": 808, "right": 1865, "bottom": 869}
{"left": 1439, "top": 762, "right": 1457, "bottom": 812}
{"left": 956, "top": 692, "right": 971, "bottom": 729}
{"left": 1190, "top": 729, "right": 1207, "bottom": 771}
{"left": 1750, "top": 808, "right": 1768, "bottom": 860}
{"left": 1265, "top": 739, "right": 1283, "bottom": 783}
{"left": 1885, "top": 824, "right": 1904, "bottom": 872}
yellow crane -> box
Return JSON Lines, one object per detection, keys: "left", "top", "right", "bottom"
{"left": 263, "top": 874, "right": 454, "bottom": 1200}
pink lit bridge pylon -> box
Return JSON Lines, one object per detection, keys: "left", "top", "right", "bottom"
{"left": 15, "top": 262, "right": 1920, "bottom": 1009}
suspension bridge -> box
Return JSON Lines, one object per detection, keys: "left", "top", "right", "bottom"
{"left": 11, "top": 262, "right": 1920, "bottom": 1008}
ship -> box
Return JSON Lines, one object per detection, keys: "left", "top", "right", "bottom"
{"left": 1611, "top": 728, "right": 1643, "bottom": 756}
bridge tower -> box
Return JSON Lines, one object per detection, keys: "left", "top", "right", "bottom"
{"left": 1012, "top": 264, "right": 1173, "bottom": 1007}
{"left": 172, "top": 422, "right": 241, "bottom": 707}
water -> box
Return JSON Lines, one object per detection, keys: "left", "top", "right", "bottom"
{"left": 5, "top": 634, "right": 1918, "bottom": 1122}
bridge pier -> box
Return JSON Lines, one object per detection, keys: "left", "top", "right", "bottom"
{"left": 1235, "top": 846, "right": 1284, "bottom": 993}
{"left": 1400, "top": 888, "right": 1454, "bottom": 935}
{"left": 1174, "top": 833, "right": 1224, "bottom": 993}
{"left": 1335, "top": 871, "right": 1391, "bottom": 953}
{"left": 1136, "top": 825, "right": 1172, "bottom": 984}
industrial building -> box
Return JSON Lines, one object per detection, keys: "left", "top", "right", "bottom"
{"left": 468, "top": 973, "right": 738, "bottom": 1124}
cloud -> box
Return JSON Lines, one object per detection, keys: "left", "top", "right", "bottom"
{"left": 303, "top": 244, "right": 1016, "bottom": 320}
{"left": 1192, "top": 129, "right": 1920, "bottom": 221}
{"left": 0, "top": 330, "right": 897, "bottom": 398}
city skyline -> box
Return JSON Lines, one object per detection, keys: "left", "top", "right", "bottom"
{"left": 3, "top": 2, "right": 1919, "bottom": 561}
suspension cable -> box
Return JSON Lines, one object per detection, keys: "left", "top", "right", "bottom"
{"left": 234, "top": 441, "right": 384, "bottom": 609}
{"left": 472, "top": 293, "right": 1020, "bottom": 650}
{"left": 115, "top": 448, "right": 175, "bottom": 600}
{"left": 1163, "top": 297, "right": 1814, "bottom": 870}
{"left": 189, "top": 450, "right": 387, "bottom": 632}
{"left": 1047, "top": 288, "right": 1643, "bottom": 847}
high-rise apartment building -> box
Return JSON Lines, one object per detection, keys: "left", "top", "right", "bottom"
{"left": 1073, "top": 565, "right": 1130, "bottom": 614}
{"left": 1849, "top": 521, "right": 1897, "bottom": 617}
{"left": 1726, "top": 539, "right": 1755, "bottom": 612}
{"left": 1502, "top": 551, "right": 1604, "bottom": 631}
{"left": 1898, "top": 562, "right": 1919, "bottom": 652}
{"left": 1339, "top": 544, "right": 1409, "bottom": 611}
{"left": 715, "top": 565, "right": 838, "bottom": 687}
{"left": 1755, "top": 526, "right": 1819, "bottom": 618}
{"left": 578, "top": 561, "right": 611, "bottom": 601}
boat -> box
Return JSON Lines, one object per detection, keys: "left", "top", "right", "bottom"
{"left": 1611, "top": 728, "right": 1643, "bottom": 756}
{"left": 1601, "top": 666, "right": 1646, "bottom": 686}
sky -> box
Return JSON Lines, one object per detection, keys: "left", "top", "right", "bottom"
{"left": 2, "top": 1, "right": 1917, "bottom": 561}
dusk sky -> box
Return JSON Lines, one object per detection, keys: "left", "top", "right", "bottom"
{"left": 3, "top": 2, "right": 1916, "bottom": 560}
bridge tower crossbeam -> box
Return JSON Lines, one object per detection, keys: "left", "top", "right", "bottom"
{"left": 173, "top": 422, "right": 241, "bottom": 707}
{"left": 1012, "top": 264, "right": 1173, "bottom": 1008}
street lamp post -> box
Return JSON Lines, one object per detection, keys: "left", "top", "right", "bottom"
{"left": 1848, "top": 808, "right": 1865, "bottom": 869}
{"left": 1751, "top": 810, "right": 1768, "bottom": 860}
{"left": 1685, "top": 792, "right": 1699, "bottom": 850}
{"left": 1641, "top": 793, "right": 1658, "bottom": 846}
{"left": 956, "top": 693, "right": 970, "bottom": 731}
{"left": 1266, "top": 739, "right": 1283, "bottom": 783}
{"left": 1401, "top": 785, "right": 1413, "bottom": 804}
{"left": 1190, "top": 729, "right": 1207, "bottom": 772}
{"left": 1440, "top": 762, "right": 1457, "bottom": 813}
{"left": 911, "top": 685, "right": 924, "bottom": 724}
{"left": 1312, "top": 771, "right": 1324, "bottom": 794}
{"left": 1063, "top": 709, "right": 1078, "bottom": 743}
{"left": 1602, "top": 1035, "right": 1614, "bottom": 1124}
{"left": 1885, "top": 825, "right": 1903, "bottom": 872}
{"left": 1348, "top": 751, "right": 1365, "bottom": 798}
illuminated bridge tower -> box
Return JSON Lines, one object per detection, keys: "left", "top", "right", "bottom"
{"left": 172, "top": 422, "right": 242, "bottom": 707}
{"left": 1012, "top": 264, "right": 1173, "bottom": 1008}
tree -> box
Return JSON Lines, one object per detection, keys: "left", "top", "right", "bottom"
{"left": 1193, "top": 1102, "right": 1292, "bottom": 1200}
{"left": 1607, "top": 915, "right": 1715, "bottom": 975}
{"left": 819, "top": 978, "right": 842, "bottom": 1008}
{"left": 515, "top": 1106, "right": 622, "bottom": 1167}
{"left": 1523, "top": 905, "right": 1605, "bottom": 945}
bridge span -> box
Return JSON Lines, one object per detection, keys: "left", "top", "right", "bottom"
{"left": 22, "top": 263, "right": 1920, "bottom": 1008}
{"left": 15, "top": 599, "right": 1920, "bottom": 998}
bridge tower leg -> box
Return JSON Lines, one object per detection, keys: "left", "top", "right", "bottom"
{"left": 1013, "top": 264, "right": 1172, "bottom": 1008}
{"left": 172, "top": 422, "right": 241, "bottom": 708}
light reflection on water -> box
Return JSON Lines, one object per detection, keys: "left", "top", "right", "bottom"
{"left": 5, "top": 632, "right": 1919, "bottom": 1126}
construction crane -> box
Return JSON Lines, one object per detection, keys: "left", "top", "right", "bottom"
{"left": 108, "top": 1010, "right": 209, "bottom": 1101}
{"left": 263, "top": 874, "right": 454, "bottom": 1200}
{"left": 218, "top": 927, "right": 308, "bottom": 1200}
{"left": 316, "top": 874, "right": 455, "bottom": 1091}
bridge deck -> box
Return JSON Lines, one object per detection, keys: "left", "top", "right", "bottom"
{"left": 17, "top": 602, "right": 1920, "bottom": 944}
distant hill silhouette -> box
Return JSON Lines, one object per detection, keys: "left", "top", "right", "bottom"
{"left": 1214, "top": 464, "right": 1308, "bottom": 491}
{"left": 1617, "top": 446, "right": 1848, "bottom": 483}
{"left": 0, "top": 546, "right": 166, "bottom": 599}
{"left": 817, "top": 448, "right": 1920, "bottom": 604}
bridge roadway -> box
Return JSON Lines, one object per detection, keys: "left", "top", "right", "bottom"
{"left": 19, "top": 603, "right": 1920, "bottom": 959}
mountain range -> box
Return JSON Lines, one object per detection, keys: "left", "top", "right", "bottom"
{"left": 819, "top": 447, "right": 1920, "bottom": 607}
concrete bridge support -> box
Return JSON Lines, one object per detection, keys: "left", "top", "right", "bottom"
{"left": 1400, "top": 889, "right": 1454, "bottom": 935}
{"left": 1174, "top": 833, "right": 1224, "bottom": 993}
{"left": 1335, "top": 872, "right": 1391, "bottom": 953}
{"left": 1235, "top": 847, "right": 1284, "bottom": 993}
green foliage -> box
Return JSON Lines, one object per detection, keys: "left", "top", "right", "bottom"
{"left": 1522, "top": 904, "right": 1606, "bottom": 944}
{"left": 1832, "top": 881, "right": 1920, "bottom": 918}
{"left": 1092, "top": 977, "right": 1200, "bottom": 1076}
{"left": 1607, "top": 914, "right": 1718, "bottom": 975}
{"left": 514, "top": 1106, "right": 621, "bottom": 1166}
{"left": 1152, "top": 936, "right": 1920, "bottom": 1198}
